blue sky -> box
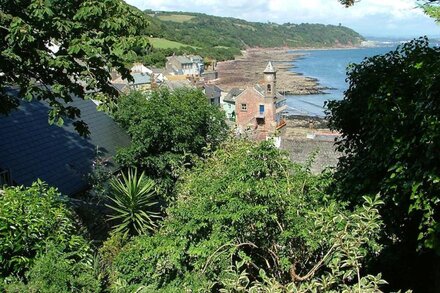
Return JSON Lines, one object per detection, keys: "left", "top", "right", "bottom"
{"left": 125, "top": 0, "right": 439, "bottom": 38}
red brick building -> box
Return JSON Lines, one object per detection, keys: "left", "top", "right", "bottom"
{"left": 235, "top": 62, "right": 287, "bottom": 140}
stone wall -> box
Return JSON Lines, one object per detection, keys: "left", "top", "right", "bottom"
{"left": 280, "top": 117, "right": 340, "bottom": 173}
{"left": 281, "top": 138, "right": 340, "bottom": 173}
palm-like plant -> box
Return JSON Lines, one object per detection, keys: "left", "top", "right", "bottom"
{"left": 106, "top": 168, "right": 160, "bottom": 235}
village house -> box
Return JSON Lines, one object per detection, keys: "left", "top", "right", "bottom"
{"left": 111, "top": 72, "right": 152, "bottom": 92}
{"left": 234, "top": 61, "right": 287, "bottom": 140}
{"left": 161, "top": 74, "right": 194, "bottom": 91}
{"left": 202, "top": 84, "right": 222, "bottom": 106}
{"left": 130, "top": 64, "right": 165, "bottom": 83}
{"left": 222, "top": 87, "right": 244, "bottom": 120}
{"left": 111, "top": 64, "right": 164, "bottom": 93}
{"left": 165, "top": 55, "right": 204, "bottom": 76}
{"left": 130, "top": 63, "right": 151, "bottom": 74}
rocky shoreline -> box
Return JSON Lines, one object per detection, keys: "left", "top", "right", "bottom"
{"left": 213, "top": 48, "right": 326, "bottom": 95}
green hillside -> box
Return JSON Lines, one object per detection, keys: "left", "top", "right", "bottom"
{"left": 143, "top": 11, "right": 363, "bottom": 47}
{"left": 137, "top": 10, "right": 364, "bottom": 66}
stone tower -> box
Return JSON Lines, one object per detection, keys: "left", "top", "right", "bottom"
{"left": 263, "top": 61, "right": 276, "bottom": 99}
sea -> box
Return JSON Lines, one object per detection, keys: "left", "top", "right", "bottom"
{"left": 285, "top": 46, "right": 397, "bottom": 117}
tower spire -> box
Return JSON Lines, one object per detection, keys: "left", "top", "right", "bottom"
{"left": 263, "top": 61, "right": 277, "bottom": 98}
{"left": 264, "top": 61, "right": 276, "bottom": 74}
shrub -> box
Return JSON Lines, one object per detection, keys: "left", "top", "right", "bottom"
{"left": 4, "top": 244, "right": 100, "bottom": 293}
{"left": 110, "top": 140, "right": 387, "bottom": 291}
{"left": 0, "top": 180, "right": 91, "bottom": 278}
{"left": 326, "top": 37, "right": 440, "bottom": 292}
{"left": 106, "top": 169, "right": 160, "bottom": 236}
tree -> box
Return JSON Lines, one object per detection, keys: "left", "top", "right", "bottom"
{"left": 327, "top": 37, "right": 440, "bottom": 291}
{"left": 0, "top": 0, "right": 149, "bottom": 136}
{"left": 114, "top": 88, "right": 228, "bottom": 199}
{"left": 109, "top": 140, "right": 387, "bottom": 292}
{"left": 339, "top": 0, "right": 440, "bottom": 22}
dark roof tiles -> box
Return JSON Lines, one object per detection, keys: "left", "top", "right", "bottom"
{"left": 0, "top": 98, "right": 131, "bottom": 195}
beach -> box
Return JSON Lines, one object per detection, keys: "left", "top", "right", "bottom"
{"left": 213, "top": 48, "right": 327, "bottom": 95}
{"left": 213, "top": 47, "right": 346, "bottom": 172}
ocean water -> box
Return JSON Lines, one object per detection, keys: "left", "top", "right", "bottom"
{"left": 285, "top": 47, "right": 396, "bottom": 116}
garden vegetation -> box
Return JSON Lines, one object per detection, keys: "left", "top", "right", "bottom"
{"left": 1, "top": 0, "right": 440, "bottom": 292}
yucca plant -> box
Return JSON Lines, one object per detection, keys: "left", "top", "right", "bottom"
{"left": 106, "top": 169, "right": 160, "bottom": 235}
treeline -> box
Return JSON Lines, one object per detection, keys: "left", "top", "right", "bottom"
{"left": 143, "top": 11, "right": 364, "bottom": 49}
{"left": 135, "top": 10, "right": 363, "bottom": 66}
{"left": 140, "top": 46, "right": 241, "bottom": 68}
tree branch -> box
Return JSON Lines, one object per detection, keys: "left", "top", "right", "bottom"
{"left": 290, "top": 243, "right": 338, "bottom": 282}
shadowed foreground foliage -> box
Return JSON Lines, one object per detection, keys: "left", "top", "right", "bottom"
{"left": 107, "top": 140, "right": 387, "bottom": 292}
{"left": 327, "top": 37, "right": 440, "bottom": 292}
{"left": 0, "top": 0, "right": 148, "bottom": 136}
{"left": 0, "top": 181, "right": 98, "bottom": 291}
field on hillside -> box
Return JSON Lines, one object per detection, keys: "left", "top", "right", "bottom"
{"left": 156, "top": 14, "right": 195, "bottom": 23}
{"left": 148, "top": 37, "right": 193, "bottom": 49}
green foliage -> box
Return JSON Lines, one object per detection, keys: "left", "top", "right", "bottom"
{"left": 114, "top": 89, "right": 228, "bottom": 199}
{"left": 341, "top": 0, "right": 440, "bottom": 22}
{"left": 142, "top": 11, "right": 364, "bottom": 52}
{"left": 148, "top": 37, "right": 195, "bottom": 49}
{"left": 106, "top": 169, "right": 160, "bottom": 236}
{"left": 327, "top": 37, "right": 440, "bottom": 291}
{"left": 99, "top": 233, "right": 129, "bottom": 275}
{"left": 0, "top": 0, "right": 148, "bottom": 136}
{"left": 421, "top": 1, "right": 440, "bottom": 22}
{"left": 0, "top": 181, "right": 91, "bottom": 278}
{"left": 109, "top": 140, "right": 387, "bottom": 291}
{"left": 4, "top": 244, "right": 100, "bottom": 293}
{"left": 87, "top": 151, "right": 114, "bottom": 202}
{"left": 327, "top": 37, "right": 440, "bottom": 253}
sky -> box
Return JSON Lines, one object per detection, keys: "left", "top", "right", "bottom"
{"left": 125, "top": 0, "right": 439, "bottom": 38}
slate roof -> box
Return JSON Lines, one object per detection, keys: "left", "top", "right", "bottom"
{"left": 254, "top": 84, "right": 266, "bottom": 96}
{"left": 111, "top": 83, "right": 129, "bottom": 93}
{"left": 223, "top": 88, "right": 244, "bottom": 103}
{"left": 131, "top": 73, "right": 151, "bottom": 85}
{"left": 203, "top": 84, "right": 222, "bottom": 98}
{"left": 189, "top": 55, "right": 203, "bottom": 63}
{"left": 276, "top": 92, "right": 286, "bottom": 102}
{"left": 175, "top": 56, "right": 192, "bottom": 64}
{"left": 0, "top": 94, "right": 131, "bottom": 196}
{"left": 162, "top": 79, "right": 193, "bottom": 91}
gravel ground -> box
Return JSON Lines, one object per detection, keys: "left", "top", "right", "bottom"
{"left": 214, "top": 48, "right": 326, "bottom": 95}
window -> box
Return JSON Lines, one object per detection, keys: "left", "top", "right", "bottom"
{"left": 259, "top": 105, "right": 265, "bottom": 113}
{"left": 241, "top": 103, "right": 247, "bottom": 111}
{"left": 267, "top": 84, "right": 272, "bottom": 94}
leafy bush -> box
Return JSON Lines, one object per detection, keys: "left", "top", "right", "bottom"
{"left": 328, "top": 37, "right": 440, "bottom": 252}
{"left": 0, "top": 180, "right": 91, "bottom": 278}
{"left": 114, "top": 88, "right": 228, "bottom": 200}
{"left": 327, "top": 37, "right": 440, "bottom": 292}
{"left": 98, "top": 233, "right": 129, "bottom": 283}
{"left": 109, "top": 140, "right": 387, "bottom": 291}
{"left": 106, "top": 169, "right": 160, "bottom": 236}
{"left": 4, "top": 244, "right": 100, "bottom": 293}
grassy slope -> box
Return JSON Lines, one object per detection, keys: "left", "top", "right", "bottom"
{"left": 148, "top": 37, "right": 195, "bottom": 49}
{"left": 142, "top": 11, "right": 365, "bottom": 50}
